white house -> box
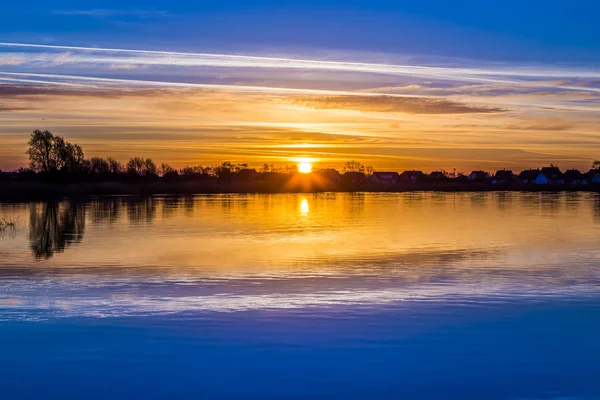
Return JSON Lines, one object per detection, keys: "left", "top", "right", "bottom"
{"left": 468, "top": 171, "right": 490, "bottom": 181}
{"left": 589, "top": 171, "right": 600, "bottom": 184}
{"left": 535, "top": 167, "right": 564, "bottom": 185}
{"left": 534, "top": 172, "right": 550, "bottom": 185}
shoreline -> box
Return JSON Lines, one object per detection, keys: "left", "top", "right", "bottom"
{"left": 1, "top": 180, "right": 599, "bottom": 201}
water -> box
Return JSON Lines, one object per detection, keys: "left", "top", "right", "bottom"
{"left": 1, "top": 192, "right": 600, "bottom": 399}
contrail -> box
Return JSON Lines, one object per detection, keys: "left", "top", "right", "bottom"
{"left": 1, "top": 42, "right": 599, "bottom": 81}
{"left": 0, "top": 71, "right": 438, "bottom": 98}
{"left": 0, "top": 76, "right": 97, "bottom": 88}
{"left": 2, "top": 71, "right": 597, "bottom": 111}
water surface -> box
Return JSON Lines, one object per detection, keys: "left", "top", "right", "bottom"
{"left": 1, "top": 193, "right": 600, "bottom": 399}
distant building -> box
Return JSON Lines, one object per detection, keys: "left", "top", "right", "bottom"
{"left": 314, "top": 168, "right": 342, "bottom": 185}
{"left": 428, "top": 171, "right": 448, "bottom": 181}
{"left": 563, "top": 169, "right": 585, "bottom": 185}
{"left": 399, "top": 170, "right": 424, "bottom": 183}
{"left": 492, "top": 170, "right": 515, "bottom": 184}
{"left": 518, "top": 169, "right": 540, "bottom": 184}
{"left": 454, "top": 174, "right": 469, "bottom": 182}
{"left": 468, "top": 171, "right": 490, "bottom": 181}
{"left": 585, "top": 170, "right": 600, "bottom": 184}
{"left": 371, "top": 171, "right": 400, "bottom": 184}
{"left": 342, "top": 171, "right": 368, "bottom": 184}
{"left": 535, "top": 167, "right": 564, "bottom": 185}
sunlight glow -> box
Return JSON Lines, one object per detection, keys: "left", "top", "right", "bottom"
{"left": 298, "top": 162, "right": 313, "bottom": 173}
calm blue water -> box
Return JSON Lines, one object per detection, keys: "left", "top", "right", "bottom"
{"left": 1, "top": 193, "right": 600, "bottom": 399}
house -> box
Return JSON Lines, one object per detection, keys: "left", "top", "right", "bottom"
{"left": 518, "top": 169, "right": 540, "bottom": 184}
{"left": 399, "top": 170, "right": 424, "bottom": 183}
{"left": 342, "top": 171, "right": 368, "bottom": 184}
{"left": 535, "top": 167, "right": 564, "bottom": 185}
{"left": 468, "top": 171, "right": 490, "bottom": 181}
{"left": 371, "top": 171, "right": 400, "bottom": 184}
{"left": 563, "top": 169, "right": 585, "bottom": 185}
{"left": 585, "top": 170, "right": 600, "bottom": 184}
{"left": 454, "top": 174, "right": 469, "bottom": 182}
{"left": 492, "top": 170, "right": 514, "bottom": 184}
{"left": 314, "top": 168, "right": 342, "bottom": 185}
{"left": 428, "top": 171, "right": 448, "bottom": 181}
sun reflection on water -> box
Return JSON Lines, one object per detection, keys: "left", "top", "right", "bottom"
{"left": 300, "top": 198, "right": 309, "bottom": 214}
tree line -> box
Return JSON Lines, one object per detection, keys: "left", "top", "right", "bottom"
{"left": 7, "top": 130, "right": 599, "bottom": 182}
{"left": 17, "top": 130, "right": 313, "bottom": 180}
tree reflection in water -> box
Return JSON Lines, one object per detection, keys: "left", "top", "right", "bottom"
{"left": 29, "top": 202, "right": 86, "bottom": 259}
{"left": 126, "top": 197, "right": 156, "bottom": 224}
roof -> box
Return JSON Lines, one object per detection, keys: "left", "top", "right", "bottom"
{"left": 373, "top": 171, "right": 400, "bottom": 177}
{"left": 343, "top": 171, "right": 366, "bottom": 177}
{"left": 469, "top": 170, "right": 489, "bottom": 179}
{"left": 429, "top": 171, "right": 447, "bottom": 178}
{"left": 563, "top": 169, "right": 583, "bottom": 181}
{"left": 315, "top": 168, "right": 341, "bottom": 176}
{"left": 494, "top": 170, "right": 514, "bottom": 180}
{"left": 342, "top": 171, "right": 367, "bottom": 181}
{"left": 518, "top": 169, "right": 540, "bottom": 180}
{"left": 399, "top": 170, "right": 424, "bottom": 177}
{"left": 540, "top": 167, "right": 562, "bottom": 179}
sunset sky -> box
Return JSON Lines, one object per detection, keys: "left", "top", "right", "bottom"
{"left": 1, "top": 0, "right": 599, "bottom": 172}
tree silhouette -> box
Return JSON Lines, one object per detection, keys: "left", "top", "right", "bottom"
{"left": 159, "top": 163, "right": 175, "bottom": 176}
{"left": 26, "top": 130, "right": 84, "bottom": 173}
{"left": 127, "top": 157, "right": 157, "bottom": 176}
{"left": 106, "top": 157, "right": 124, "bottom": 174}
{"left": 26, "top": 130, "right": 54, "bottom": 173}
{"left": 88, "top": 157, "right": 111, "bottom": 175}
{"left": 343, "top": 160, "right": 365, "bottom": 173}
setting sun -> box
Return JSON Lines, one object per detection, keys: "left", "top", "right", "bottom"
{"left": 298, "top": 162, "right": 313, "bottom": 173}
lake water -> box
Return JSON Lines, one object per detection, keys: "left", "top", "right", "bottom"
{"left": 1, "top": 192, "right": 600, "bottom": 399}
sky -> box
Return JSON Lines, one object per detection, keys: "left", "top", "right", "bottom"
{"left": 0, "top": 0, "right": 599, "bottom": 172}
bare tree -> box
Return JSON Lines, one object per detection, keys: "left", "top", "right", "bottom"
{"left": 106, "top": 157, "right": 124, "bottom": 174}
{"left": 88, "top": 157, "right": 110, "bottom": 174}
{"left": 159, "top": 163, "right": 175, "bottom": 176}
{"left": 343, "top": 160, "right": 365, "bottom": 173}
{"left": 127, "top": 157, "right": 157, "bottom": 176}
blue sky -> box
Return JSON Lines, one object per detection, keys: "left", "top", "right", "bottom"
{"left": 2, "top": 0, "right": 600, "bottom": 62}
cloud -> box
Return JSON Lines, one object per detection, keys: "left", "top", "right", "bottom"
{"left": 2, "top": 42, "right": 600, "bottom": 90}
{"left": 291, "top": 95, "right": 504, "bottom": 114}
{"left": 0, "top": 42, "right": 598, "bottom": 172}
{"left": 503, "top": 119, "right": 574, "bottom": 132}
{"left": 108, "top": 64, "right": 138, "bottom": 70}
{"left": 0, "top": 57, "right": 26, "bottom": 66}
{"left": 0, "top": 72, "right": 458, "bottom": 99}
{"left": 0, "top": 81, "right": 502, "bottom": 114}
{"left": 0, "top": 104, "right": 29, "bottom": 112}
{"left": 0, "top": 83, "right": 183, "bottom": 100}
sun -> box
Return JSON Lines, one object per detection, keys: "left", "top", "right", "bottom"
{"left": 298, "top": 162, "right": 313, "bottom": 174}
